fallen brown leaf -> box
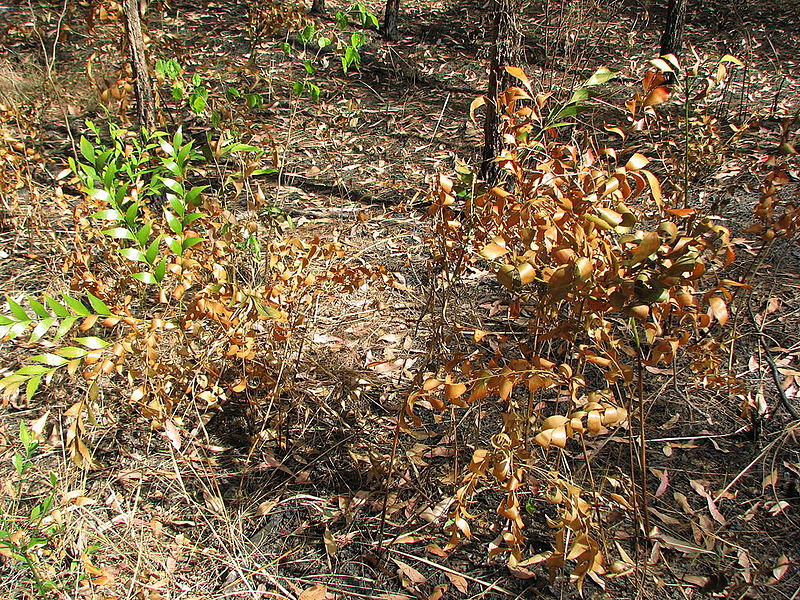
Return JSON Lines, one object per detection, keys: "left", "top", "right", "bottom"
{"left": 298, "top": 584, "right": 327, "bottom": 600}
{"left": 445, "top": 571, "right": 469, "bottom": 594}
{"left": 393, "top": 558, "right": 427, "bottom": 588}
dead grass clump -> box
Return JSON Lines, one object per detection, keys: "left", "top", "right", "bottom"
{"left": 0, "top": 59, "right": 44, "bottom": 106}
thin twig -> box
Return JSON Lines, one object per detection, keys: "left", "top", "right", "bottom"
{"left": 757, "top": 336, "right": 799, "bottom": 420}
{"left": 386, "top": 547, "right": 519, "bottom": 597}
{"left": 713, "top": 429, "right": 791, "bottom": 504}
{"left": 631, "top": 319, "right": 652, "bottom": 542}
{"left": 430, "top": 92, "right": 450, "bottom": 142}
{"left": 746, "top": 295, "right": 800, "bottom": 420}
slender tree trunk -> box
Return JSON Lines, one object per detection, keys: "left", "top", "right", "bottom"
{"left": 381, "top": 0, "right": 400, "bottom": 41}
{"left": 481, "top": 0, "right": 523, "bottom": 185}
{"left": 122, "top": 0, "right": 156, "bottom": 130}
{"left": 659, "top": 0, "right": 687, "bottom": 56}
{"left": 310, "top": 0, "right": 325, "bottom": 15}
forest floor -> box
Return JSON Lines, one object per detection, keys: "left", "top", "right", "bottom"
{"left": 1, "top": 0, "right": 800, "bottom": 599}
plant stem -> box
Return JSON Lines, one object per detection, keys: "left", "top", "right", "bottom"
{"left": 631, "top": 318, "right": 652, "bottom": 543}
{"left": 683, "top": 72, "right": 691, "bottom": 210}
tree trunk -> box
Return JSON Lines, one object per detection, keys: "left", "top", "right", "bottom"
{"left": 381, "top": 0, "right": 400, "bottom": 41}
{"left": 310, "top": 0, "right": 325, "bottom": 15}
{"left": 122, "top": 0, "right": 156, "bottom": 130}
{"left": 481, "top": 0, "right": 523, "bottom": 185}
{"left": 659, "top": 0, "right": 687, "bottom": 56}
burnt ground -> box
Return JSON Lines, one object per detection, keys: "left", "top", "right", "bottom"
{"left": 1, "top": 0, "right": 800, "bottom": 599}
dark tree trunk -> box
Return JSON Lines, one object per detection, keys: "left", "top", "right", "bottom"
{"left": 481, "top": 0, "right": 523, "bottom": 185}
{"left": 122, "top": 0, "right": 156, "bottom": 130}
{"left": 381, "top": 0, "right": 400, "bottom": 41}
{"left": 659, "top": 0, "right": 687, "bottom": 56}
{"left": 310, "top": 0, "right": 325, "bottom": 15}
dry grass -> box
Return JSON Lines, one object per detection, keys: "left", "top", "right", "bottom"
{"left": 0, "top": 59, "right": 45, "bottom": 106}
{"left": 0, "top": 1, "right": 799, "bottom": 599}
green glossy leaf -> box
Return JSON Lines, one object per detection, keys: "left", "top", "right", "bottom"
{"left": 15, "top": 364, "right": 50, "bottom": 376}
{"left": 62, "top": 294, "right": 90, "bottom": 317}
{"left": 95, "top": 148, "right": 113, "bottom": 172}
{"left": 167, "top": 237, "right": 182, "bottom": 255}
{"left": 155, "top": 58, "right": 181, "bottom": 79}
{"left": 307, "top": 83, "right": 321, "bottom": 102}
{"left": 161, "top": 177, "right": 184, "bottom": 196}
{"left": 102, "top": 162, "right": 118, "bottom": 189}
{"left": 189, "top": 86, "right": 209, "bottom": 114}
{"left": 145, "top": 236, "right": 161, "bottom": 264}
{"left": 136, "top": 222, "right": 152, "bottom": 247}
{"left": 3, "top": 321, "right": 28, "bottom": 340}
{"left": 54, "top": 346, "right": 88, "bottom": 359}
{"left": 131, "top": 272, "right": 157, "bottom": 284}
{"left": 92, "top": 209, "right": 123, "bottom": 221}
{"left": 86, "top": 292, "right": 111, "bottom": 316}
{"left": 160, "top": 139, "right": 175, "bottom": 155}
{"left": 12, "top": 452, "right": 24, "bottom": 475}
{"left": 169, "top": 195, "right": 185, "bottom": 217}
{"left": 298, "top": 23, "right": 316, "bottom": 45}
{"left": 165, "top": 211, "right": 183, "bottom": 235}
{"left": 567, "top": 87, "right": 591, "bottom": 105}
{"left": 88, "top": 187, "right": 110, "bottom": 203}
{"left": 19, "top": 421, "right": 32, "bottom": 447}
{"left": 250, "top": 168, "right": 277, "bottom": 176}
{"left": 184, "top": 186, "right": 207, "bottom": 206}
{"left": 176, "top": 140, "right": 193, "bottom": 167}
{"left": 103, "top": 227, "right": 137, "bottom": 241}
{"left": 30, "top": 353, "right": 69, "bottom": 367}
{"left": 114, "top": 185, "right": 128, "bottom": 206}
{"left": 0, "top": 373, "right": 27, "bottom": 388}
{"left": 223, "top": 142, "right": 262, "bottom": 155}
{"left": 182, "top": 236, "right": 204, "bottom": 251}
{"left": 29, "top": 317, "right": 56, "bottom": 343}
{"left": 27, "top": 297, "right": 50, "bottom": 319}
{"left": 253, "top": 299, "right": 282, "bottom": 319}
{"left": 553, "top": 104, "right": 583, "bottom": 120}
{"left": 154, "top": 258, "right": 167, "bottom": 282}
{"left": 118, "top": 247, "right": 148, "bottom": 262}
{"left": 124, "top": 201, "right": 139, "bottom": 226}
{"left": 183, "top": 212, "right": 204, "bottom": 226}
{"left": 719, "top": 54, "right": 743, "bottom": 66}
{"left": 80, "top": 136, "right": 95, "bottom": 163}
{"left": 351, "top": 33, "right": 365, "bottom": 49}
{"left": 162, "top": 158, "right": 181, "bottom": 177}
{"left": 7, "top": 297, "right": 29, "bottom": 321}
{"left": 45, "top": 296, "right": 69, "bottom": 318}
{"left": 53, "top": 316, "right": 79, "bottom": 342}
{"left": 584, "top": 67, "right": 616, "bottom": 87}
{"left": 246, "top": 93, "right": 264, "bottom": 108}
{"left": 73, "top": 336, "right": 110, "bottom": 350}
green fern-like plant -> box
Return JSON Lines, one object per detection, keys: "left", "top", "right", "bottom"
{"left": 0, "top": 292, "right": 116, "bottom": 401}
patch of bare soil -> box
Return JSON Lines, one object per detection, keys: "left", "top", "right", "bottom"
{"left": 1, "top": 0, "right": 799, "bottom": 599}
